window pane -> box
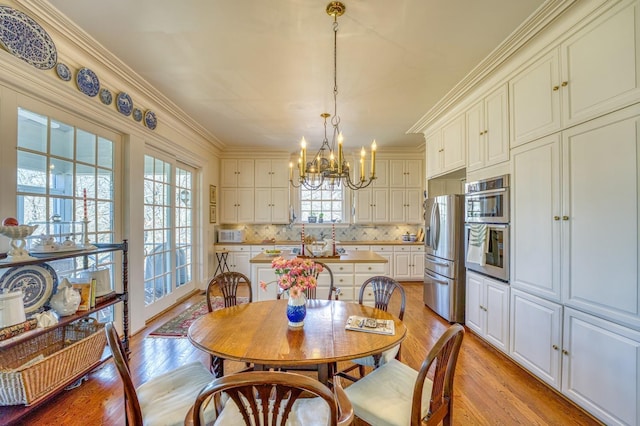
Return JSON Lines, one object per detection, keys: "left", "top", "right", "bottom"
{"left": 17, "top": 151, "right": 47, "bottom": 193}
{"left": 97, "top": 168, "right": 113, "bottom": 200}
{"left": 19, "top": 195, "right": 46, "bottom": 223}
{"left": 300, "top": 181, "right": 344, "bottom": 222}
{"left": 50, "top": 121, "right": 74, "bottom": 159}
{"left": 76, "top": 129, "right": 96, "bottom": 165}
{"left": 17, "top": 108, "right": 47, "bottom": 152}
{"left": 97, "top": 137, "right": 113, "bottom": 169}
{"left": 49, "top": 158, "right": 73, "bottom": 196}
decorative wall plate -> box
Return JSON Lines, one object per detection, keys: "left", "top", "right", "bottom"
{"left": 116, "top": 92, "right": 133, "bottom": 116}
{"left": 0, "top": 6, "right": 57, "bottom": 70}
{"left": 132, "top": 108, "right": 142, "bottom": 122}
{"left": 56, "top": 62, "right": 71, "bottom": 81}
{"left": 99, "top": 88, "right": 112, "bottom": 105}
{"left": 0, "top": 263, "right": 58, "bottom": 315}
{"left": 144, "top": 110, "right": 157, "bottom": 130}
{"left": 76, "top": 67, "right": 100, "bottom": 97}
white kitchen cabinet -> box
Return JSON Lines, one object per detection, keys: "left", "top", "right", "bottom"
{"left": 562, "top": 307, "right": 640, "bottom": 426}
{"left": 466, "top": 271, "right": 510, "bottom": 354}
{"left": 355, "top": 262, "right": 386, "bottom": 305}
{"left": 509, "top": 49, "right": 562, "bottom": 147}
{"left": 331, "top": 263, "right": 355, "bottom": 302}
{"left": 511, "top": 134, "right": 561, "bottom": 301}
{"left": 220, "top": 188, "right": 254, "bottom": 224}
{"left": 466, "top": 84, "right": 509, "bottom": 171}
{"left": 369, "top": 245, "right": 393, "bottom": 276}
{"left": 425, "top": 114, "right": 465, "bottom": 178}
{"left": 389, "top": 159, "right": 422, "bottom": 188}
{"left": 510, "top": 288, "right": 563, "bottom": 390}
{"left": 254, "top": 187, "right": 289, "bottom": 224}
{"left": 389, "top": 188, "right": 423, "bottom": 224}
{"left": 355, "top": 188, "right": 388, "bottom": 223}
{"left": 254, "top": 159, "right": 289, "bottom": 188}
{"left": 216, "top": 245, "right": 253, "bottom": 277}
{"left": 393, "top": 245, "right": 423, "bottom": 280}
{"left": 221, "top": 159, "right": 254, "bottom": 187}
{"left": 510, "top": 0, "right": 640, "bottom": 147}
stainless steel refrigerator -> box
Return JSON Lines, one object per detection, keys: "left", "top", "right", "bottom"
{"left": 423, "top": 194, "right": 466, "bottom": 323}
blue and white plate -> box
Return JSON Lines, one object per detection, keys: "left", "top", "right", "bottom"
{"left": 76, "top": 67, "right": 100, "bottom": 97}
{"left": 133, "top": 108, "right": 143, "bottom": 122}
{"left": 144, "top": 110, "right": 157, "bottom": 130}
{"left": 56, "top": 62, "right": 71, "bottom": 81}
{"left": 0, "top": 264, "right": 58, "bottom": 315}
{"left": 99, "top": 88, "right": 112, "bottom": 105}
{"left": 116, "top": 92, "right": 133, "bottom": 116}
{"left": 0, "top": 6, "right": 57, "bottom": 70}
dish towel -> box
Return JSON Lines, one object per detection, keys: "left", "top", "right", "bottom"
{"left": 466, "top": 224, "right": 489, "bottom": 266}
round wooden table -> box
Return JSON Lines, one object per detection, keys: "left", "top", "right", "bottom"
{"left": 188, "top": 299, "right": 407, "bottom": 385}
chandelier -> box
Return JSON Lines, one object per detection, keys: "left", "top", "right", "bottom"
{"left": 289, "top": 1, "right": 377, "bottom": 191}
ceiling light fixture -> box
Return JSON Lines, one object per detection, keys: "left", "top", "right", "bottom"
{"left": 289, "top": 1, "right": 377, "bottom": 191}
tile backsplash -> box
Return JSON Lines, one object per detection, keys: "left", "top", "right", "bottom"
{"left": 217, "top": 224, "right": 423, "bottom": 243}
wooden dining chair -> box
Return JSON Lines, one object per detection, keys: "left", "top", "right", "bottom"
{"left": 185, "top": 371, "right": 353, "bottom": 426}
{"left": 344, "top": 324, "right": 465, "bottom": 426}
{"left": 206, "top": 271, "right": 253, "bottom": 377}
{"left": 336, "top": 275, "right": 406, "bottom": 382}
{"left": 276, "top": 261, "right": 340, "bottom": 300}
{"left": 104, "top": 322, "right": 215, "bottom": 426}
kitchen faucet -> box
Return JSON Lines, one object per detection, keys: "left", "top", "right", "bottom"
{"left": 319, "top": 230, "right": 326, "bottom": 240}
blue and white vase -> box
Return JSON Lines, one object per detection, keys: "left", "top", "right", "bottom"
{"left": 286, "top": 293, "right": 306, "bottom": 328}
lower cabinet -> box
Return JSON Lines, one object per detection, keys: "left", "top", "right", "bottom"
{"left": 466, "top": 271, "right": 510, "bottom": 353}
{"left": 216, "top": 245, "right": 252, "bottom": 277}
{"left": 393, "top": 245, "right": 424, "bottom": 280}
{"left": 509, "top": 289, "right": 562, "bottom": 389}
{"left": 562, "top": 308, "right": 640, "bottom": 426}
{"left": 369, "top": 245, "right": 394, "bottom": 276}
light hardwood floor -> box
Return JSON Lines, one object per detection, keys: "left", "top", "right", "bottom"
{"left": 20, "top": 282, "right": 602, "bottom": 425}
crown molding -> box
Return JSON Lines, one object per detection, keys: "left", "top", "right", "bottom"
{"left": 407, "top": 0, "right": 576, "bottom": 134}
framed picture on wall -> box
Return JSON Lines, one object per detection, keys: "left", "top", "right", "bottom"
{"left": 209, "top": 185, "right": 217, "bottom": 204}
{"left": 209, "top": 204, "right": 216, "bottom": 223}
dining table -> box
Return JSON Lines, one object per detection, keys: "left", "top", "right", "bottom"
{"left": 187, "top": 299, "right": 407, "bottom": 385}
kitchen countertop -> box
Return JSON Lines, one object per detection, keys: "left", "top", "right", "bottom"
{"left": 250, "top": 250, "right": 388, "bottom": 264}
{"left": 220, "top": 240, "right": 423, "bottom": 246}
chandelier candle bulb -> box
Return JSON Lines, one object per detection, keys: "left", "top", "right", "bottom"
{"left": 289, "top": 162, "right": 293, "bottom": 181}
{"left": 338, "top": 133, "right": 343, "bottom": 174}
{"left": 371, "top": 140, "right": 376, "bottom": 178}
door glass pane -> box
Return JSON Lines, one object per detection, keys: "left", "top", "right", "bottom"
{"left": 97, "top": 137, "right": 113, "bottom": 169}
{"left": 17, "top": 151, "right": 47, "bottom": 193}
{"left": 76, "top": 129, "right": 96, "bottom": 165}
{"left": 17, "top": 108, "right": 47, "bottom": 152}
{"left": 50, "top": 121, "right": 74, "bottom": 159}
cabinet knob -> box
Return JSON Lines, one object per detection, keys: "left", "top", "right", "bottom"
{"left": 562, "top": 349, "right": 569, "bottom": 355}
{"left": 561, "top": 81, "right": 568, "bottom": 87}
{"left": 562, "top": 216, "right": 569, "bottom": 220}
{"left": 479, "top": 132, "right": 484, "bottom": 136}
{"left": 552, "top": 344, "right": 559, "bottom": 350}
{"left": 552, "top": 85, "right": 559, "bottom": 91}
{"left": 554, "top": 216, "right": 560, "bottom": 221}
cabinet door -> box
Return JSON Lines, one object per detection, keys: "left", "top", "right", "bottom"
{"left": 484, "top": 279, "right": 509, "bottom": 353}
{"left": 466, "top": 272, "right": 484, "bottom": 335}
{"left": 254, "top": 265, "right": 278, "bottom": 300}
{"left": 561, "top": 0, "right": 640, "bottom": 127}
{"left": 388, "top": 189, "right": 406, "bottom": 223}
{"left": 509, "top": 49, "right": 561, "bottom": 147}
{"left": 254, "top": 160, "right": 273, "bottom": 188}
{"left": 270, "top": 160, "right": 290, "bottom": 188}
{"left": 371, "top": 188, "right": 389, "bottom": 223}
{"left": 410, "top": 249, "right": 424, "bottom": 280}
{"left": 484, "top": 84, "right": 509, "bottom": 166}
{"left": 236, "top": 160, "right": 255, "bottom": 187}
{"left": 561, "top": 107, "right": 640, "bottom": 327}
{"left": 510, "top": 289, "right": 562, "bottom": 390}
{"left": 393, "top": 251, "right": 411, "bottom": 280}
{"left": 236, "top": 188, "right": 254, "bottom": 223}
{"left": 425, "top": 130, "right": 442, "bottom": 178}
{"left": 441, "top": 114, "right": 466, "bottom": 172}
{"left": 254, "top": 188, "right": 272, "bottom": 223}
{"left": 405, "top": 189, "right": 423, "bottom": 224}
{"left": 404, "top": 160, "right": 423, "bottom": 188}
{"left": 220, "top": 188, "right": 239, "bottom": 223}
{"left": 511, "top": 134, "right": 561, "bottom": 301}
{"left": 388, "top": 160, "right": 406, "bottom": 187}
{"left": 354, "top": 189, "right": 373, "bottom": 223}
{"left": 233, "top": 251, "right": 252, "bottom": 277}
{"left": 221, "top": 160, "right": 240, "bottom": 187}
{"left": 562, "top": 307, "right": 640, "bottom": 426}
{"left": 270, "top": 188, "right": 289, "bottom": 224}
{"left": 466, "top": 100, "right": 484, "bottom": 171}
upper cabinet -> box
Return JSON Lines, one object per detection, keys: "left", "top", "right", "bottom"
{"left": 389, "top": 159, "right": 423, "bottom": 188}
{"left": 510, "top": 0, "right": 640, "bottom": 148}
{"left": 221, "top": 159, "right": 255, "bottom": 187}
{"left": 254, "top": 159, "right": 289, "bottom": 188}
{"left": 425, "top": 114, "right": 466, "bottom": 178}
{"left": 466, "top": 84, "right": 509, "bottom": 172}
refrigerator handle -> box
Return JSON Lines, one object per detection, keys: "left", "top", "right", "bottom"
{"left": 433, "top": 202, "right": 441, "bottom": 250}
{"left": 425, "top": 269, "right": 449, "bottom": 285}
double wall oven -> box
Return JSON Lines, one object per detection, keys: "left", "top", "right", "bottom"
{"left": 464, "top": 175, "right": 510, "bottom": 282}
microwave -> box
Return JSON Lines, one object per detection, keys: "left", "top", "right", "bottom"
{"left": 218, "top": 229, "right": 245, "bottom": 243}
{"left": 464, "top": 174, "right": 510, "bottom": 224}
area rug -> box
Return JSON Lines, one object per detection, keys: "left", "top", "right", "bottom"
{"left": 149, "top": 297, "right": 248, "bottom": 338}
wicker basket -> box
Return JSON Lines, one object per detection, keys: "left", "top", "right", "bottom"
{"left": 0, "top": 318, "right": 106, "bottom": 406}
